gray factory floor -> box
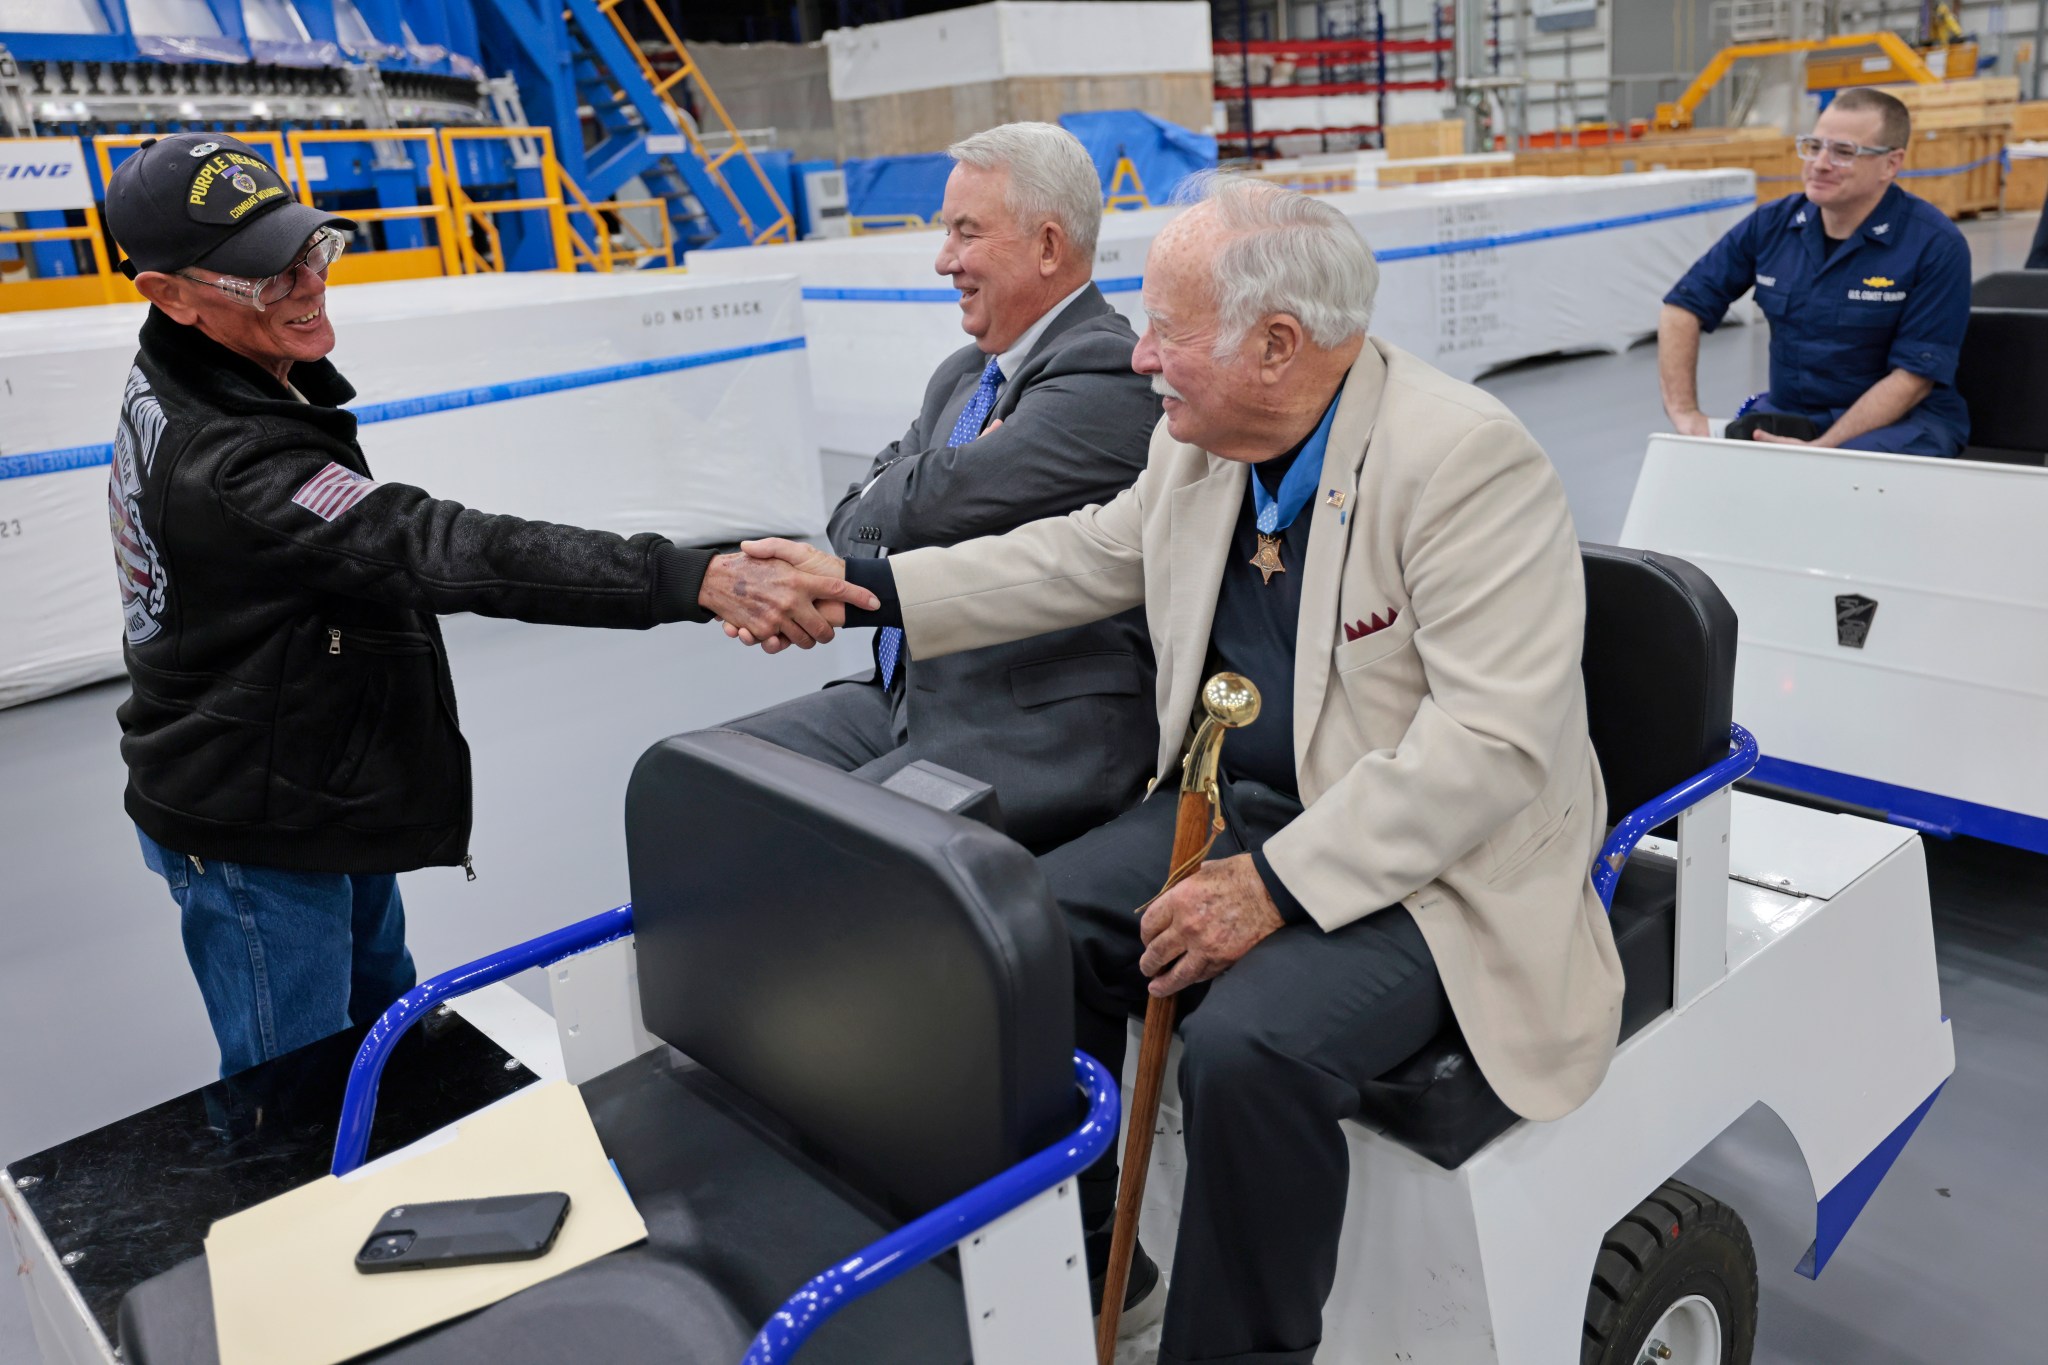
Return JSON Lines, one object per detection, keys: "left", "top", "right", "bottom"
{"left": 3, "top": 214, "right": 2043, "bottom": 1364}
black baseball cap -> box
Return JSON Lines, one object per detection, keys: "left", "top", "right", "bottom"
{"left": 107, "top": 133, "right": 355, "bottom": 278}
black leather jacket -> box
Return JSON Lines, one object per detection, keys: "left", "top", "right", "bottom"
{"left": 111, "top": 308, "right": 709, "bottom": 873}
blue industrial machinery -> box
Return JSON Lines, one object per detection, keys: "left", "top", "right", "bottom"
{"left": 471, "top": 0, "right": 791, "bottom": 250}
{"left": 0, "top": 0, "right": 788, "bottom": 294}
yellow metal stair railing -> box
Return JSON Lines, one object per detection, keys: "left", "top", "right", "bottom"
{"left": 440, "top": 126, "right": 576, "bottom": 275}
{"left": 560, "top": 169, "right": 676, "bottom": 272}
{"left": 587, "top": 0, "right": 796, "bottom": 245}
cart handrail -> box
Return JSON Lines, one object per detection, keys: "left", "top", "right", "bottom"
{"left": 1592, "top": 722, "right": 1759, "bottom": 910}
{"left": 741, "top": 1049, "right": 1119, "bottom": 1365}
{"left": 330, "top": 902, "right": 634, "bottom": 1175}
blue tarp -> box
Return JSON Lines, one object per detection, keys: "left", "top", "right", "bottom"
{"left": 1058, "top": 110, "right": 1217, "bottom": 205}
{"left": 842, "top": 152, "right": 956, "bottom": 221}
{"left": 841, "top": 111, "right": 1219, "bottom": 221}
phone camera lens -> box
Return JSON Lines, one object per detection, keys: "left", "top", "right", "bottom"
{"left": 364, "top": 1231, "right": 415, "bottom": 1261}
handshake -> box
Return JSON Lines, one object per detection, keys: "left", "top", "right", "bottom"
{"left": 697, "top": 537, "right": 875, "bottom": 654}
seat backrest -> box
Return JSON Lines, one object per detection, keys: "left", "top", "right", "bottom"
{"left": 1957, "top": 307, "right": 2048, "bottom": 455}
{"left": 1969, "top": 270, "right": 2048, "bottom": 310}
{"left": 1579, "top": 544, "right": 1738, "bottom": 819}
{"left": 624, "top": 731, "right": 1075, "bottom": 1216}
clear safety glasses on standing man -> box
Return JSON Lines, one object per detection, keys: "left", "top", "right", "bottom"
{"left": 1794, "top": 136, "right": 1900, "bottom": 169}
{"left": 177, "top": 226, "right": 350, "bottom": 311}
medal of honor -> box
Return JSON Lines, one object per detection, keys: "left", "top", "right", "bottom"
{"left": 1248, "top": 396, "right": 1343, "bottom": 586}
{"left": 1250, "top": 533, "right": 1287, "bottom": 584}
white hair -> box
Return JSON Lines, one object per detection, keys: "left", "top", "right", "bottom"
{"left": 1171, "top": 172, "right": 1378, "bottom": 359}
{"left": 947, "top": 121, "right": 1102, "bottom": 261}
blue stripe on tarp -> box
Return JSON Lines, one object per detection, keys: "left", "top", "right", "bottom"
{"left": 801, "top": 195, "right": 1753, "bottom": 303}
{"left": 0, "top": 336, "right": 808, "bottom": 484}
{"left": 1370, "top": 193, "right": 1755, "bottom": 261}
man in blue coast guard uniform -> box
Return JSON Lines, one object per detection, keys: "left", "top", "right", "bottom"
{"left": 1658, "top": 86, "right": 1972, "bottom": 456}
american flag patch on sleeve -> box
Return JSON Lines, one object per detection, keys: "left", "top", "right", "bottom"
{"left": 290, "top": 461, "right": 383, "bottom": 522}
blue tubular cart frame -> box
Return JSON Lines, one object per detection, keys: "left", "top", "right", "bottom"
{"left": 743, "top": 1051, "right": 1119, "bottom": 1365}
{"left": 330, "top": 902, "right": 634, "bottom": 1176}
{"left": 330, "top": 906, "right": 1120, "bottom": 1365}
{"left": 1592, "top": 723, "right": 1759, "bottom": 911}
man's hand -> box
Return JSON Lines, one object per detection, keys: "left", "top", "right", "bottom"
{"left": 1749, "top": 428, "right": 1815, "bottom": 446}
{"left": 1137, "top": 853, "right": 1286, "bottom": 997}
{"left": 1670, "top": 409, "right": 1712, "bottom": 438}
{"left": 698, "top": 538, "right": 875, "bottom": 649}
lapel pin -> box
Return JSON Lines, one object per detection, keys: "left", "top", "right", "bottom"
{"left": 1325, "top": 490, "right": 1347, "bottom": 509}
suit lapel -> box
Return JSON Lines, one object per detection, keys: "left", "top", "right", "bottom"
{"left": 1161, "top": 456, "right": 1246, "bottom": 758}
{"left": 990, "top": 284, "right": 1112, "bottom": 422}
{"left": 1293, "top": 347, "right": 1388, "bottom": 775}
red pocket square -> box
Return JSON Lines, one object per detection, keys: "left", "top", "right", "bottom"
{"left": 1343, "top": 608, "right": 1400, "bottom": 643}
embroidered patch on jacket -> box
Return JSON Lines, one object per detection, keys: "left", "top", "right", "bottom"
{"left": 1343, "top": 608, "right": 1400, "bottom": 642}
{"left": 109, "top": 365, "right": 169, "bottom": 645}
{"left": 291, "top": 461, "right": 382, "bottom": 521}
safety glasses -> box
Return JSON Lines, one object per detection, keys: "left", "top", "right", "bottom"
{"left": 1795, "top": 136, "right": 1900, "bottom": 169}
{"left": 178, "top": 227, "right": 350, "bottom": 311}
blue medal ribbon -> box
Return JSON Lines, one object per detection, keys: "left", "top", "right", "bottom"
{"left": 1251, "top": 393, "right": 1341, "bottom": 535}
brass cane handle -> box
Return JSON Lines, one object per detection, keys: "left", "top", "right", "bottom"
{"left": 1179, "top": 671, "right": 1261, "bottom": 798}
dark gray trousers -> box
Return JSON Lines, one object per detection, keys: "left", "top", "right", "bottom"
{"left": 720, "top": 673, "right": 919, "bottom": 785}
{"left": 1040, "top": 779, "right": 1450, "bottom": 1365}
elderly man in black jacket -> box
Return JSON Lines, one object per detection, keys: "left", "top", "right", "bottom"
{"left": 724, "top": 122, "right": 1162, "bottom": 852}
{"left": 102, "top": 133, "right": 871, "bottom": 1077}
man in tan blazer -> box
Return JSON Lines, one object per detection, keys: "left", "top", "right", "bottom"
{"left": 735, "top": 175, "right": 1623, "bottom": 1364}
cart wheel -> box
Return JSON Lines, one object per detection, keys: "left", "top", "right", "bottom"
{"left": 1581, "top": 1179, "right": 1758, "bottom": 1365}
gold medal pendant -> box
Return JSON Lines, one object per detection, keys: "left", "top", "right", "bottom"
{"left": 1250, "top": 533, "right": 1287, "bottom": 585}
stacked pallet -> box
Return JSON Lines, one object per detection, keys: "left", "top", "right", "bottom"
{"left": 2004, "top": 142, "right": 2048, "bottom": 212}
{"left": 1896, "top": 124, "right": 2005, "bottom": 217}
{"left": 1510, "top": 122, "right": 2002, "bottom": 219}
{"left": 1806, "top": 41, "right": 1977, "bottom": 91}
{"left": 1384, "top": 120, "right": 1465, "bottom": 160}
{"left": 1514, "top": 128, "right": 1795, "bottom": 200}
{"left": 1870, "top": 77, "right": 2018, "bottom": 130}
{"left": 1374, "top": 153, "right": 1516, "bottom": 185}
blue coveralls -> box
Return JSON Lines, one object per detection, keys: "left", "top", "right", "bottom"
{"left": 1665, "top": 182, "right": 1972, "bottom": 456}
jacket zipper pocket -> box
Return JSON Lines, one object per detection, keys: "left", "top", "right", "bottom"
{"left": 326, "top": 625, "right": 433, "bottom": 656}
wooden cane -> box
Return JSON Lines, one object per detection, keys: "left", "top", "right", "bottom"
{"left": 1095, "top": 672, "right": 1260, "bottom": 1363}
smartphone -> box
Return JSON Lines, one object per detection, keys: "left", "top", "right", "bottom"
{"left": 354, "top": 1192, "right": 570, "bottom": 1273}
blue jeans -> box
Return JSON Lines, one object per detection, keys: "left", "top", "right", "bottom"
{"left": 136, "top": 827, "right": 418, "bottom": 1077}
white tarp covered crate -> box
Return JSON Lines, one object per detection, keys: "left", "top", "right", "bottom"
{"left": 0, "top": 271, "right": 821, "bottom": 708}
{"left": 824, "top": 1, "right": 1212, "bottom": 100}
{"left": 689, "top": 170, "right": 1755, "bottom": 457}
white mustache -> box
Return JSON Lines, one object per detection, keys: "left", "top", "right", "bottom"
{"left": 1151, "top": 375, "right": 1186, "bottom": 401}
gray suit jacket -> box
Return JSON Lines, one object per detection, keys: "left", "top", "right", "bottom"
{"left": 828, "top": 284, "right": 1161, "bottom": 849}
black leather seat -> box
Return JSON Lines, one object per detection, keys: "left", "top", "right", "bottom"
{"left": 627, "top": 731, "right": 1078, "bottom": 1214}
{"left": 120, "top": 733, "right": 1077, "bottom": 1365}
{"left": 1969, "top": 270, "right": 2048, "bottom": 310}
{"left": 1352, "top": 545, "right": 1738, "bottom": 1169}
{"left": 1956, "top": 307, "right": 2048, "bottom": 466}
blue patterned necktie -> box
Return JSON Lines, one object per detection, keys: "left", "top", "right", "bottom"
{"left": 878, "top": 357, "right": 1004, "bottom": 689}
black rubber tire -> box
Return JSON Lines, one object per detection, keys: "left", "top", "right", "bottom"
{"left": 1581, "top": 1178, "right": 1759, "bottom": 1365}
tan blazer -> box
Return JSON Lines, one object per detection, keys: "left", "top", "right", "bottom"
{"left": 888, "top": 339, "right": 1624, "bottom": 1120}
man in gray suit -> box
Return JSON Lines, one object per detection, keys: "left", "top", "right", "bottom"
{"left": 724, "top": 122, "right": 1161, "bottom": 851}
